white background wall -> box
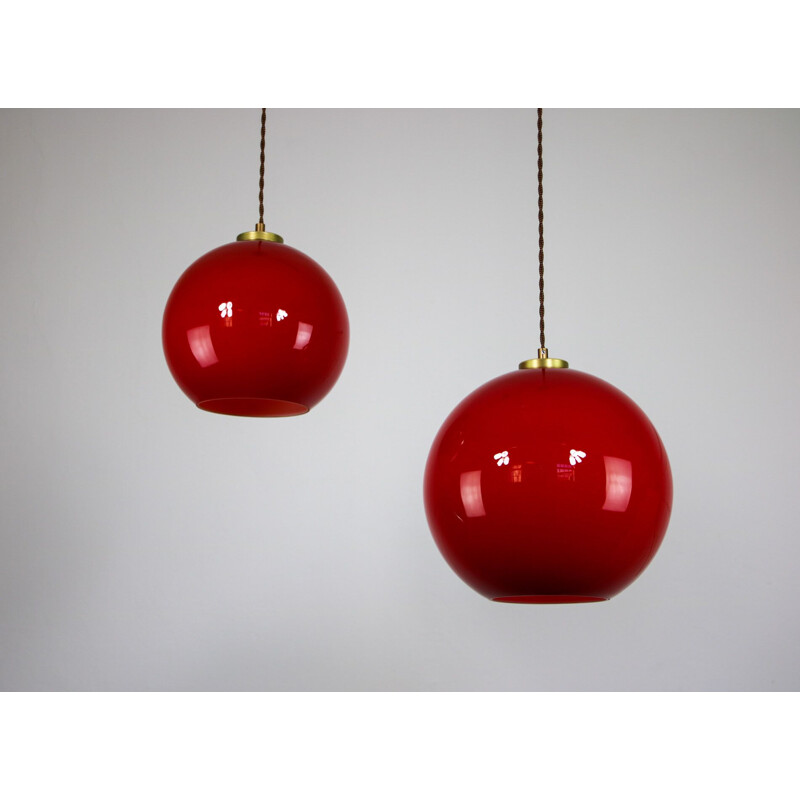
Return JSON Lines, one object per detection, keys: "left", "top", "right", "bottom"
{"left": 1, "top": 108, "right": 798, "bottom": 690}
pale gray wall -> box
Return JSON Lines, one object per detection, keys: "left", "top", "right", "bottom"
{"left": 1, "top": 109, "right": 798, "bottom": 690}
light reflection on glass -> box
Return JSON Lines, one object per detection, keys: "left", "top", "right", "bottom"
{"left": 293, "top": 322, "right": 313, "bottom": 350}
{"left": 276, "top": 308, "right": 288, "bottom": 321}
{"left": 218, "top": 301, "right": 233, "bottom": 318}
{"left": 493, "top": 450, "right": 509, "bottom": 466}
{"left": 569, "top": 448, "right": 586, "bottom": 465}
{"left": 187, "top": 325, "right": 219, "bottom": 368}
{"left": 603, "top": 456, "right": 633, "bottom": 512}
{"left": 460, "top": 470, "right": 486, "bottom": 518}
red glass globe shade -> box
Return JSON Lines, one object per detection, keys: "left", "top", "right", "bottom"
{"left": 424, "top": 365, "right": 672, "bottom": 603}
{"left": 163, "top": 235, "right": 349, "bottom": 416}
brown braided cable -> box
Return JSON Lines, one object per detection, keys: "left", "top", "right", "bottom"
{"left": 537, "top": 108, "right": 546, "bottom": 354}
{"left": 257, "top": 108, "right": 266, "bottom": 230}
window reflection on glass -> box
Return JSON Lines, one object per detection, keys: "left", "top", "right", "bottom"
{"left": 555, "top": 464, "right": 576, "bottom": 482}
{"left": 293, "top": 322, "right": 313, "bottom": 350}
{"left": 511, "top": 464, "right": 523, "bottom": 483}
{"left": 259, "top": 311, "right": 272, "bottom": 327}
{"left": 186, "top": 325, "right": 219, "bottom": 368}
{"left": 603, "top": 456, "right": 633, "bottom": 513}
{"left": 460, "top": 470, "right": 486, "bottom": 518}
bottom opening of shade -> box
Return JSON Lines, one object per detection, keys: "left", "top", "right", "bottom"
{"left": 493, "top": 595, "right": 607, "bottom": 604}
{"left": 197, "top": 397, "right": 309, "bottom": 417}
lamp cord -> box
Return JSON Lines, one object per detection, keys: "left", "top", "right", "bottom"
{"left": 257, "top": 108, "right": 266, "bottom": 232}
{"left": 537, "top": 108, "right": 547, "bottom": 357}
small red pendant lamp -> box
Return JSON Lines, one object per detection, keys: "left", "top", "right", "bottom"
{"left": 424, "top": 110, "right": 672, "bottom": 604}
{"left": 163, "top": 110, "right": 349, "bottom": 417}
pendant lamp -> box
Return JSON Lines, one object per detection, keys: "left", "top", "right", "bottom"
{"left": 163, "top": 109, "right": 349, "bottom": 417}
{"left": 424, "top": 110, "right": 672, "bottom": 604}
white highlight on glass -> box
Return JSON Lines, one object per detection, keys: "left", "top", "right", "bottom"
{"left": 494, "top": 450, "right": 509, "bottom": 466}
{"left": 186, "top": 325, "right": 219, "bottom": 368}
{"left": 602, "top": 456, "right": 633, "bottom": 513}
{"left": 569, "top": 449, "right": 587, "bottom": 466}
{"left": 219, "top": 301, "right": 233, "bottom": 318}
{"left": 460, "top": 470, "right": 486, "bottom": 518}
{"left": 276, "top": 308, "right": 288, "bottom": 321}
{"left": 293, "top": 322, "right": 313, "bottom": 350}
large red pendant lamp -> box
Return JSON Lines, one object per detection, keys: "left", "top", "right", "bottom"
{"left": 163, "top": 110, "right": 349, "bottom": 417}
{"left": 424, "top": 110, "right": 672, "bottom": 604}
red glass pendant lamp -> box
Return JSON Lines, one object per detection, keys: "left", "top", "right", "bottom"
{"left": 163, "top": 109, "right": 349, "bottom": 417}
{"left": 424, "top": 110, "right": 672, "bottom": 604}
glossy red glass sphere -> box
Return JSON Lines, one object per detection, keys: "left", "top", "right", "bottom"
{"left": 163, "top": 239, "right": 348, "bottom": 416}
{"left": 424, "top": 367, "right": 672, "bottom": 603}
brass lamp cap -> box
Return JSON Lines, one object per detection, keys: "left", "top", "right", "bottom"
{"left": 236, "top": 230, "right": 284, "bottom": 243}
{"left": 519, "top": 358, "right": 569, "bottom": 369}
{"left": 519, "top": 349, "right": 569, "bottom": 369}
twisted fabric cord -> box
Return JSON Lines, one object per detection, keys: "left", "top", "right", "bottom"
{"left": 537, "top": 107, "right": 546, "bottom": 352}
